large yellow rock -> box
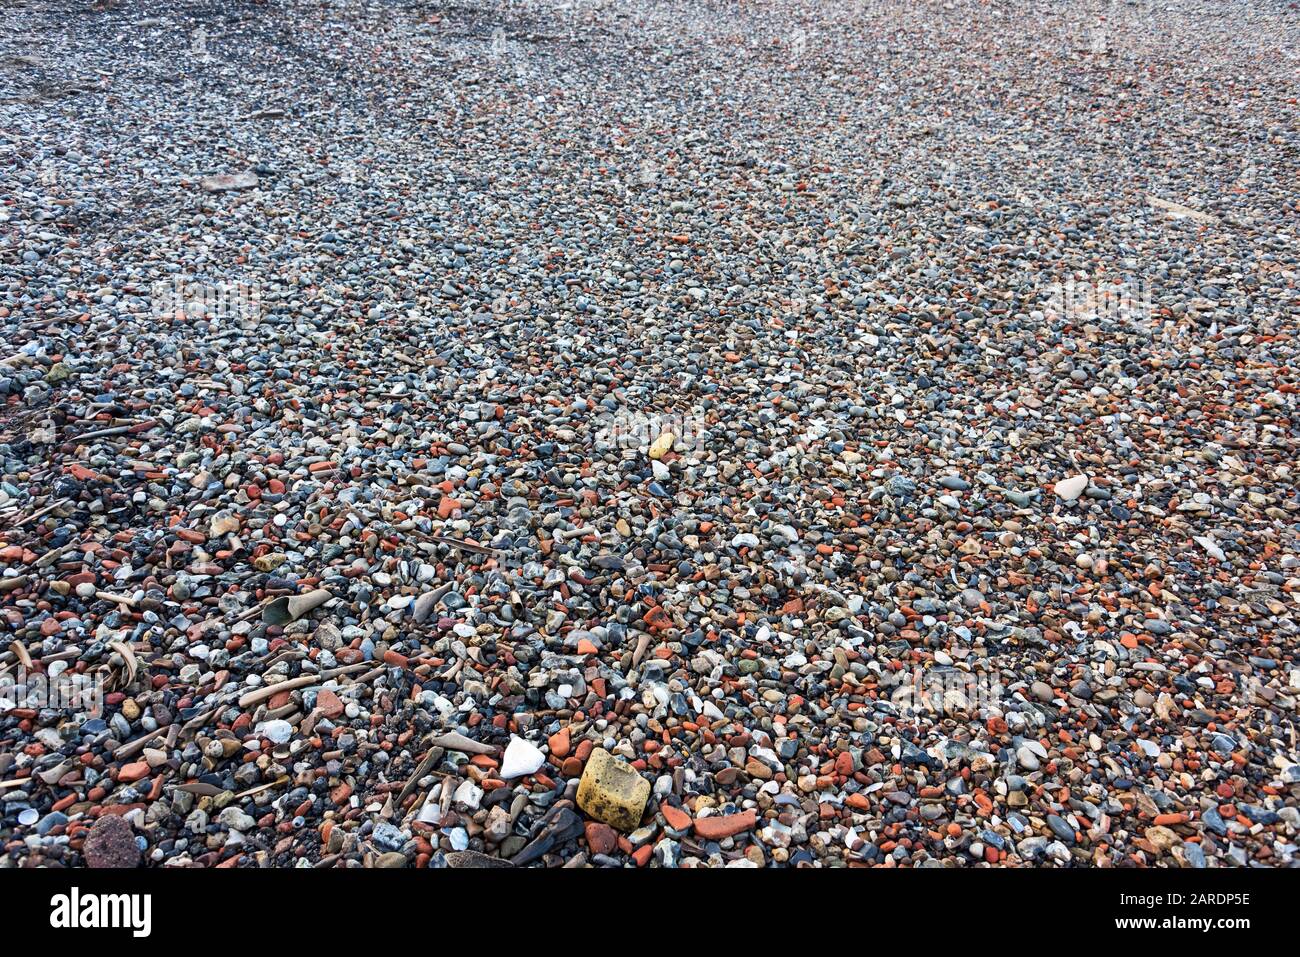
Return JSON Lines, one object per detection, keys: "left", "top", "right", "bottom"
{"left": 576, "top": 748, "right": 650, "bottom": 832}
{"left": 647, "top": 432, "right": 675, "bottom": 460}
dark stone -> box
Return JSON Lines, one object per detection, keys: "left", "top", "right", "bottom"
{"left": 82, "top": 815, "right": 141, "bottom": 868}
{"left": 445, "top": 850, "right": 515, "bottom": 869}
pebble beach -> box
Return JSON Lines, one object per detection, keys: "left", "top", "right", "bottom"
{"left": 1, "top": 0, "right": 1298, "bottom": 869}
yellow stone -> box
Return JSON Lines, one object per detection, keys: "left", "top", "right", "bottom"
{"left": 647, "top": 432, "right": 674, "bottom": 460}
{"left": 576, "top": 748, "right": 650, "bottom": 832}
{"left": 1145, "top": 825, "right": 1180, "bottom": 852}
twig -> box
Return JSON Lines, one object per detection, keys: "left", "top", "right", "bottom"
{"left": 421, "top": 533, "right": 500, "bottom": 557}
{"left": 12, "top": 498, "right": 68, "bottom": 528}
{"left": 235, "top": 775, "right": 289, "bottom": 800}
{"left": 395, "top": 747, "right": 441, "bottom": 810}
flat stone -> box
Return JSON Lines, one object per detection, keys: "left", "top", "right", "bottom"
{"left": 200, "top": 172, "right": 259, "bottom": 192}
{"left": 693, "top": 809, "right": 757, "bottom": 841}
{"left": 82, "top": 815, "right": 140, "bottom": 868}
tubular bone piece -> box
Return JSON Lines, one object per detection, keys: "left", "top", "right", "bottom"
{"left": 262, "top": 587, "right": 334, "bottom": 625}
{"left": 236, "top": 662, "right": 369, "bottom": 709}
{"left": 631, "top": 631, "right": 652, "bottom": 669}
{"left": 1148, "top": 195, "right": 1219, "bottom": 224}
{"left": 427, "top": 731, "right": 497, "bottom": 755}
{"left": 96, "top": 590, "right": 138, "bottom": 607}
{"left": 8, "top": 641, "right": 33, "bottom": 671}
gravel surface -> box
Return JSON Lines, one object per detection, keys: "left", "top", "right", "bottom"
{"left": 2, "top": 0, "right": 1298, "bottom": 869}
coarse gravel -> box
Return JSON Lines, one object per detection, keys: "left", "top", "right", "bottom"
{"left": 1, "top": 0, "right": 1298, "bottom": 869}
